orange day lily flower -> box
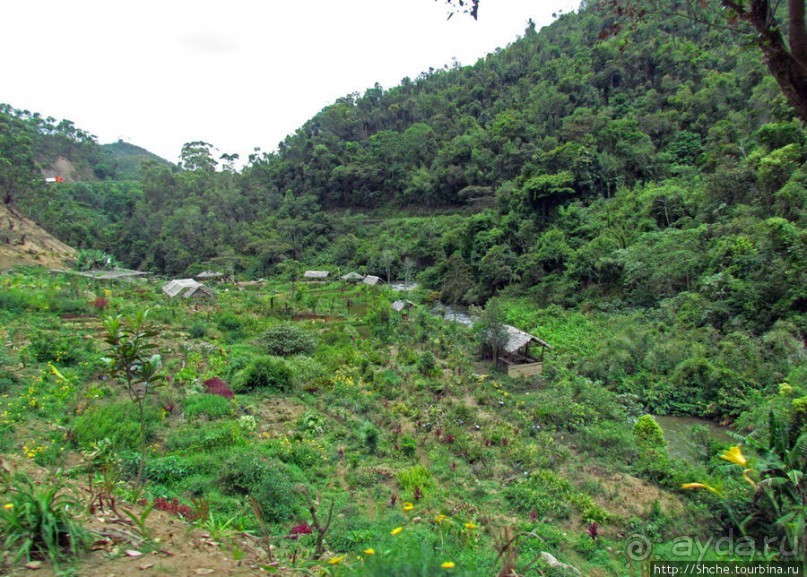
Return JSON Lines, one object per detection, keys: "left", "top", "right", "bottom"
{"left": 681, "top": 482, "right": 724, "bottom": 497}
{"left": 328, "top": 555, "right": 345, "bottom": 565}
{"left": 720, "top": 445, "right": 748, "bottom": 467}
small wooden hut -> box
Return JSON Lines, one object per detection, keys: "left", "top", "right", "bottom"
{"left": 498, "top": 325, "right": 552, "bottom": 378}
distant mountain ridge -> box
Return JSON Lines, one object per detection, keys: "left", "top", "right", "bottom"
{"left": 101, "top": 140, "right": 173, "bottom": 180}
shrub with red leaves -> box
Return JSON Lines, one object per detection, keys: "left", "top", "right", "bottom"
{"left": 153, "top": 497, "right": 196, "bottom": 520}
{"left": 92, "top": 297, "right": 109, "bottom": 310}
{"left": 203, "top": 377, "right": 235, "bottom": 399}
{"left": 289, "top": 521, "right": 313, "bottom": 538}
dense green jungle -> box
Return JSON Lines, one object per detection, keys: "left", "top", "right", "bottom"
{"left": 0, "top": 0, "right": 805, "bottom": 575}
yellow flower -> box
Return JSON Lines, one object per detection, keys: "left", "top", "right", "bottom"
{"left": 721, "top": 445, "right": 748, "bottom": 467}
{"left": 402, "top": 502, "right": 414, "bottom": 512}
{"left": 681, "top": 482, "right": 723, "bottom": 497}
{"left": 3, "top": 503, "right": 13, "bottom": 510}
{"left": 434, "top": 514, "right": 447, "bottom": 524}
{"left": 464, "top": 522, "right": 478, "bottom": 530}
{"left": 328, "top": 555, "right": 345, "bottom": 565}
{"left": 363, "top": 548, "right": 375, "bottom": 556}
{"left": 390, "top": 527, "right": 403, "bottom": 536}
{"left": 441, "top": 561, "right": 456, "bottom": 569}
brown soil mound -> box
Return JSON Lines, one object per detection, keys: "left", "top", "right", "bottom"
{"left": 0, "top": 203, "right": 76, "bottom": 269}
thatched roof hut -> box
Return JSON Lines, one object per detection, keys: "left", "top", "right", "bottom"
{"left": 503, "top": 325, "right": 552, "bottom": 353}
{"left": 497, "top": 325, "right": 551, "bottom": 378}
{"left": 162, "top": 279, "right": 214, "bottom": 299}
{"left": 391, "top": 299, "right": 416, "bottom": 312}
{"left": 363, "top": 275, "right": 382, "bottom": 286}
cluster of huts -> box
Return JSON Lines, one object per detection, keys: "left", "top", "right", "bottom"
{"left": 303, "top": 270, "right": 382, "bottom": 286}
{"left": 158, "top": 269, "right": 551, "bottom": 378}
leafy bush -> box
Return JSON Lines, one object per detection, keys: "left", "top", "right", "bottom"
{"left": 232, "top": 355, "right": 293, "bottom": 393}
{"left": 24, "top": 331, "right": 93, "bottom": 366}
{"left": 166, "top": 422, "right": 240, "bottom": 452}
{"left": 216, "top": 312, "right": 245, "bottom": 342}
{"left": 184, "top": 394, "right": 234, "bottom": 420}
{"left": 633, "top": 415, "right": 667, "bottom": 449}
{"left": 144, "top": 455, "right": 190, "bottom": 484}
{"left": 400, "top": 435, "right": 417, "bottom": 457}
{"left": 361, "top": 422, "right": 379, "bottom": 454}
{"left": 72, "top": 400, "right": 158, "bottom": 451}
{"left": 217, "top": 451, "right": 304, "bottom": 522}
{"left": 188, "top": 321, "right": 208, "bottom": 339}
{"left": 259, "top": 324, "right": 316, "bottom": 356}
{"left": 396, "top": 464, "right": 433, "bottom": 495}
{"left": 75, "top": 248, "right": 117, "bottom": 271}
{"left": 0, "top": 470, "right": 87, "bottom": 565}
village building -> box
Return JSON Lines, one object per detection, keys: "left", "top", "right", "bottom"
{"left": 498, "top": 325, "right": 552, "bottom": 378}
{"left": 391, "top": 299, "right": 416, "bottom": 312}
{"left": 341, "top": 271, "right": 365, "bottom": 282}
{"left": 304, "top": 270, "right": 329, "bottom": 280}
{"left": 162, "top": 279, "right": 214, "bottom": 299}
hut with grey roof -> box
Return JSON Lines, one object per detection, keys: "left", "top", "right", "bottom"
{"left": 162, "top": 279, "right": 214, "bottom": 299}
{"left": 363, "top": 275, "right": 382, "bottom": 286}
{"left": 391, "top": 299, "right": 415, "bottom": 312}
{"left": 341, "top": 271, "right": 365, "bottom": 282}
{"left": 498, "top": 325, "right": 552, "bottom": 378}
{"left": 304, "top": 270, "right": 329, "bottom": 280}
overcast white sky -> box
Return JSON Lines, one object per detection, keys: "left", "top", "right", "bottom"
{"left": 3, "top": 0, "right": 577, "bottom": 164}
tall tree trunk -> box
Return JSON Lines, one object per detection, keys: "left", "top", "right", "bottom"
{"left": 724, "top": 0, "right": 807, "bottom": 121}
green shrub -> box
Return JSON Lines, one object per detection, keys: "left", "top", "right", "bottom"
{"left": 232, "top": 356, "right": 293, "bottom": 393}
{"left": 0, "top": 368, "right": 18, "bottom": 394}
{"left": 188, "top": 321, "right": 208, "bottom": 339}
{"left": 75, "top": 248, "right": 117, "bottom": 271}
{"left": 216, "top": 312, "right": 243, "bottom": 333}
{"left": 184, "top": 394, "right": 234, "bottom": 420}
{"left": 166, "top": 422, "right": 240, "bottom": 452}
{"left": 217, "top": 451, "right": 304, "bottom": 523}
{"left": 0, "top": 471, "right": 88, "bottom": 565}
{"left": 72, "top": 400, "right": 157, "bottom": 451}
{"left": 361, "top": 422, "right": 379, "bottom": 454}
{"left": 396, "top": 464, "right": 433, "bottom": 495}
{"left": 144, "top": 455, "right": 190, "bottom": 484}
{"left": 400, "top": 435, "right": 417, "bottom": 457}
{"left": 417, "top": 350, "right": 438, "bottom": 375}
{"left": 25, "top": 331, "right": 93, "bottom": 366}
{"left": 504, "top": 471, "right": 573, "bottom": 519}
{"left": 259, "top": 324, "right": 316, "bottom": 356}
{"left": 633, "top": 414, "right": 667, "bottom": 449}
